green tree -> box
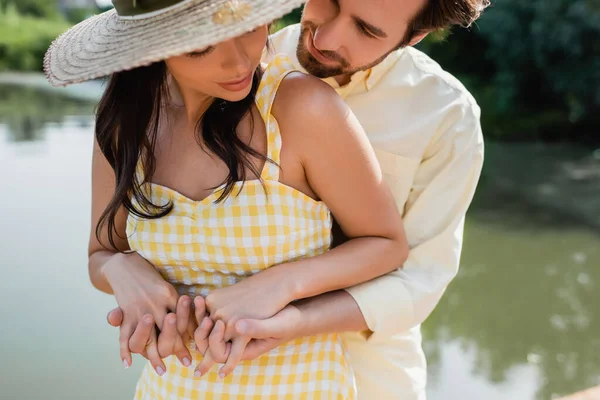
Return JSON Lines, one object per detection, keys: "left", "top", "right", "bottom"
{"left": 419, "top": 0, "right": 600, "bottom": 144}
{"left": 0, "top": 0, "right": 61, "bottom": 19}
{"left": 0, "top": 4, "right": 69, "bottom": 71}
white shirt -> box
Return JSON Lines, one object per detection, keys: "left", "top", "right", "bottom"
{"left": 267, "top": 25, "right": 485, "bottom": 399}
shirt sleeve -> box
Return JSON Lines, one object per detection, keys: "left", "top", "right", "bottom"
{"left": 345, "top": 95, "right": 485, "bottom": 341}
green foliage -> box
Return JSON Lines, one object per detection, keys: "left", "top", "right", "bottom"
{"left": 63, "top": 7, "right": 98, "bottom": 24}
{"left": 0, "top": 5, "right": 70, "bottom": 71}
{"left": 0, "top": 0, "right": 61, "bottom": 20}
{"left": 272, "top": 6, "right": 302, "bottom": 32}
{"left": 280, "top": 6, "right": 303, "bottom": 25}
{"left": 0, "top": 0, "right": 99, "bottom": 71}
{"left": 418, "top": 0, "right": 600, "bottom": 144}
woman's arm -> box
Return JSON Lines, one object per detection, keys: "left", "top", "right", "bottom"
{"left": 88, "top": 135, "right": 130, "bottom": 293}
{"left": 270, "top": 72, "right": 409, "bottom": 299}
{"left": 88, "top": 137, "right": 188, "bottom": 372}
{"left": 204, "top": 73, "right": 407, "bottom": 325}
{"left": 201, "top": 73, "right": 408, "bottom": 378}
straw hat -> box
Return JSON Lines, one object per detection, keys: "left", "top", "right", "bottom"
{"left": 44, "top": 0, "right": 305, "bottom": 87}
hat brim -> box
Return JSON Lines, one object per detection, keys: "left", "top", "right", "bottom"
{"left": 44, "top": 0, "right": 305, "bottom": 87}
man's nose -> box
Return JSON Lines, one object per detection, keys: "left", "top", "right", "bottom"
{"left": 312, "top": 20, "right": 344, "bottom": 53}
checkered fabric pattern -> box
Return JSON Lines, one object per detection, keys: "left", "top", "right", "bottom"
{"left": 127, "top": 55, "right": 356, "bottom": 399}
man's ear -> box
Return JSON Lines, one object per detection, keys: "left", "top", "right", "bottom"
{"left": 408, "top": 31, "right": 430, "bottom": 47}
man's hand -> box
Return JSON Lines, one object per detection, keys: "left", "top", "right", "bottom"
{"left": 200, "top": 268, "right": 295, "bottom": 373}
{"left": 193, "top": 304, "right": 305, "bottom": 378}
{"left": 192, "top": 296, "right": 215, "bottom": 356}
{"left": 236, "top": 304, "right": 304, "bottom": 358}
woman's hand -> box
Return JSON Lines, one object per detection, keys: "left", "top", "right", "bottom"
{"left": 155, "top": 296, "right": 195, "bottom": 367}
{"left": 101, "top": 251, "right": 180, "bottom": 374}
{"left": 204, "top": 267, "right": 297, "bottom": 336}
{"left": 108, "top": 295, "right": 215, "bottom": 372}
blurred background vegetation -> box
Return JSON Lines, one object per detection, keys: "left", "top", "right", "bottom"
{"left": 1, "top": 1, "right": 598, "bottom": 144}
{"left": 0, "top": 0, "right": 104, "bottom": 71}
{"left": 418, "top": 0, "right": 600, "bottom": 145}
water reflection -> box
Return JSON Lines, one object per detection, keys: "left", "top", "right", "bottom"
{"left": 0, "top": 84, "right": 95, "bottom": 142}
{"left": 0, "top": 84, "right": 599, "bottom": 400}
{"left": 423, "top": 187, "right": 600, "bottom": 399}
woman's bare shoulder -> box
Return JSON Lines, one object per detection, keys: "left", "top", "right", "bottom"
{"left": 272, "top": 71, "right": 348, "bottom": 131}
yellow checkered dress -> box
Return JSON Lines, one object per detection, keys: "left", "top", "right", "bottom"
{"left": 127, "top": 56, "right": 356, "bottom": 399}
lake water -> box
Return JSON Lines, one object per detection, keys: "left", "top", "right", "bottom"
{"left": 0, "top": 83, "right": 598, "bottom": 400}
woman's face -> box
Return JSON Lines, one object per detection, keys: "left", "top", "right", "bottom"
{"left": 165, "top": 25, "right": 268, "bottom": 102}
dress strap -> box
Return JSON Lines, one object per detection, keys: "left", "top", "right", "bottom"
{"left": 255, "top": 55, "right": 298, "bottom": 181}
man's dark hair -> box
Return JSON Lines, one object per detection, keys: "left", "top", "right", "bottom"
{"left": 402, "top": 0, "right": 491, "bottom": 46}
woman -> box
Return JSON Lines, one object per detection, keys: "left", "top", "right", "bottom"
{"left": 45, "top": 0, "right": 408, "bottom": 398}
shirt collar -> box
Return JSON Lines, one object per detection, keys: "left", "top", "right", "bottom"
{"left": 322, "top": 49, "right": 405, "bottom": 99}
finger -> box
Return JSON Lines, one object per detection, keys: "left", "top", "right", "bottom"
{"left": 190, "top": 296, "right": 206, "bottom": 341}
{"left": 153, "top": 309, "right": 169, "bottom": 332}
{"left": 176, "top": 296, "right": 191, "bottom": 336}
{"left": 193, "top": 317, "right": 214, "bottom": 356}
{"left": 146, "top": 328, "right": 167, "bottom": 377}
{"left": 166, "top": 289, "right": 179, "bottom": 313}
{"left": 223, "top": 318, "right": 238, "bottom": 343}
{"left": 219, "top": 337, "right": 249, "bottom": 378}
{"left": 235, "top": 318, "right": 282, "bottom": 340}
{"left": 157, "top": 313, "right": 177, "bottom": 359}
{"left": 173, "top": 334, "right": 193, "bottom": 368}
{"left": 194, "top": 296, "right": 207, "bottom": 325}
{"left": 186, "top": 313, "right": 199, "bottom": 341}
{"left": 194, "top": 348, "right": 215, "bottom": 379}
{"left": 119, "top": 324, "right": 134, "bottom": 369}
{"left": 242, "top": 338, "right": 280, "bottom": 361}
{"left": 208, "top": 320, "right": 230, "bottom": 364}
{"left": 107, "top": 307, "right": 124, "bottom": 327}
{"left": 129, "top": 314, "right": 154, "bottom": 356}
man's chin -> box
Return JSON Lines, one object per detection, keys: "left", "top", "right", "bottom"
{"left": 303, "top": 65, "right": 339, "bottom": 79}
{"left": 297, "top": 51, "right": 343, "bottom": 79}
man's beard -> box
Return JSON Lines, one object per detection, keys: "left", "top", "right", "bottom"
{"left": 296, "top": 21, "right": 389, "bottom": 80}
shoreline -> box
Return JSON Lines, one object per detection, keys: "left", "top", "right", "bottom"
{"left": 0, "top": 71, "right": 104, "bottom": 102}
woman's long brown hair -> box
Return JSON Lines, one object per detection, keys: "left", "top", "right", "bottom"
{"left": 94, "top": 61, "right": 266, "bottom": 249}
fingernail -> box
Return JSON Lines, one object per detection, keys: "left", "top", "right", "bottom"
{"left": 156, "top": 366, "right": 165, "bottom": 376}
{"left": 169, "top": 317, "right": 176, "bottom": 325}
{"left": 194, "top": 370, "right": 202, "bottom": 378}
{"left": 183, "top": 357, "right": 191, "bottom": 367}
{"left": 200, "top": 318, "right": 208, "bottom": 330}
{"left": 218, "top": 372, "right": 225, "bottom": 379}
{"left": 143, "top": 315, "right": 153, "bottom": 324}
{"left": 237, "top": 321, "right": 247, "bottom": 334}
{"left": 123, "top": 359, "right": 130, "bottom": 369}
